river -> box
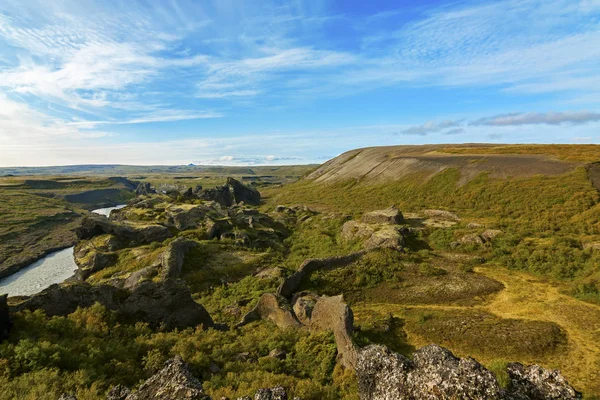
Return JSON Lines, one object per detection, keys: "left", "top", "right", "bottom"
{"left": 0, "top": 205, "right": 126, "bottom": 297}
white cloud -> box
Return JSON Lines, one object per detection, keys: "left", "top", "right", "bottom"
{"left": 401, "top": 120, "right": 462, "bottom": 135}
{"left": 471, "top": 111, "right": 600, "bottom": 126}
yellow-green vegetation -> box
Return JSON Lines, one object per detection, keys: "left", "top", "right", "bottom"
{"left": 0, "top": 305, "right": 357, "bottom": 400}
{"left": 440, "top": 144, "right": 600, "bottom": 162}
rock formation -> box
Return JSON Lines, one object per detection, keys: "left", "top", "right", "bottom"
{"left": 161, "top": 237, "right": 198, "bottom": 280}
{"left": 12, "top": 279, "right": 213, "bottom": 330}
{"left": 277, "top": 252, "right": 365, "bottom": 298}
{"left": 76, "top": 215, "right": 172, "bottom": 244}
{"left": 198, "top": 178, "right": 261, "bottom": 207}
{"left": 342, "top": 221, "right": 404, "bottom": 251}
{"left": 237, "top": 293, "right": 301, "bottom": 329}
{"left": 356, "top": 344, "right": 581, "bottom": 400}
{"left": 135, "top": 182, "right": 155, "bottom": 196}
{"left": 361, "top": 206, "right": 403, "bottom": 225}
{"left": 0, "top": 294, "right": 11, "bottom": 343}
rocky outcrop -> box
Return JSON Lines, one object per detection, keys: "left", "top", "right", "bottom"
{"left": 76, "top": 215, "right": 172, "bottom": 244}
{"left": 226, "top": 177, "right": 261, "bottom": 206}
{"left": 74, "top": 249, "right": 118, "bottom": 280}
{"left": 161, "top": 237, "right": 198, "bottom": 280}
{"left": 198, "top": 178, "right": 261, "bottom": 207}
{"left": 356, "top": 344, "right": 581, "bottom": 400}
{"left": 0, "top": 294, "right": 10, "bottom": 343}
{"left": 237, "top": 293, "right": 300, "bottom": 329}
{"left": 306, "top": 295, "right": 358, "bottom": 369}
{"left": 12, "top": 280, "right": 213, "bottom": 330}
{"left": 135, "top": 182, "right": 155, "bottom": 196}
{"left": 166, "top": 204, "right": 222, "bottom": 231}
{"left": 277, "top": 252, "right": 365, "bottom": 298}
{"left": 123, "top": 266, "right": 158, "bottom": 290}
{"left": 123, "top": 356, "right": 209, "bottom": 400}
{"left": 361, "top": 207, "right": 403, "bottom": 225}
{"left": 507, "top": 363, "right": 581, "bottom": 399}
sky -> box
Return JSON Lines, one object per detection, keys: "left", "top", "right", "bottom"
{"left": 0, "top": 0, "right": 599, "bottom": 167}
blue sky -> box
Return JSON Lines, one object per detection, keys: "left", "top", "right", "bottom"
{"left": 0, "top": 0, "right": 599, "bottom": 166}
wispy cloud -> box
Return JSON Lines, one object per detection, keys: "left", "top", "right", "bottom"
{"left": 471, "top": 111, "right": 600, "bottom": 126}
{"left": 402, "top": 120, "right": 462, "bottom": 135}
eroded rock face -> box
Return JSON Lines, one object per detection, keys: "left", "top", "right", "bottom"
{"left": 124, "top": 356, "right": 210, "bottom": 400}
{"left": 135, "top": 182, "right": 155, "bottom": 196}
{"left": 12, "top": 280, "right": 213, "bottom": 330}
{"left": 361, "top": 207, "right": 403, "bottom": 225}
{"left": 198, "top": 178, "right": 261, "bottom": 207}
{"left": 0, "top": 294, "right": 11, "bottom": 343}
{"left": 308, "top": 295, "right": 358, "bottom": 369}
{"left": 76, "top": 215, "right": 172, "bottom": 244}
{"left": 161, "top": 237, "right": 198, "bottom": 280}
{"left": 357, "top": 344, "right": 581, "bottom": 400}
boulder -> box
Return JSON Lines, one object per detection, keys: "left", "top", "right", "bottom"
{"left": 227, "top": 177, "right": 261, "bottom": 206}
{"left": 341, "top": 221, "right": 375, "bottom": 242}
{"left": 457, "top": 233, "right": 485, "bottom": 246}
{"left": 423, "top": 209, "right": 460, "bottom": 222}
{"left": 237, "top": 293, "right": 300, "bottom": 329}
{"left": 0, "top": 294, "right": 11, "bottom": 343}
{"left": 364, "top": 226, "right": 404, "bottom": 250}
{"left": 507, "top": 363, "right": 582, "bottom": 399}
{"left": 161, "top": 237, "right": 198, "bottom": 280}
{"left": 356, "top": 344, "right": 582, "bottom": 400}
{"left": 166, "top": 205, "right": 211, "bottom": 231}
{"left": 291, "top": 292, "right": 318, "bottom": 325}
{"left": 467, "top": 222, "right": 485, "bottom": 229}
{"left": 74, "top": 246, "right": 118, "bottom": 281}
{"left": 12, "top": 280, "right": 213, "bottom": 330}
{"left": 308, "top": 295, "right": 358, "bottom": 369}
{"left": 362, "top": 207, "right": 403, "bottom": 225}
{"left": 124, "top": 356, "right": 210, "bottom": 400}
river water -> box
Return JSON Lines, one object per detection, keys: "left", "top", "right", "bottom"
{"left": 0, "top": 205, "right": 126, "bottom": 297}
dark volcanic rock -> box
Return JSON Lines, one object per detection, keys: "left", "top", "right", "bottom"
{"left": 12, "top": 280, "right": 213, "bottom": 330}
{"left": 124, "top": 356, "right": 210, "bottom": 400}
{"left": 76, "top": 215, "right": 172, "bottom": 244}
{"left": 198, "top": 178, "right": 261, "bottom": 207}
{"left": 135, "top": 182, "right": 155, "bottom": 196}
{"left": 357, "top": 344, "right": 581, "bottom": 400}
{"left": 226, "top": 177, "right": 261, "bottom": 206}
{"left": 0, "top": 294, "right": 11, "bottom": 343}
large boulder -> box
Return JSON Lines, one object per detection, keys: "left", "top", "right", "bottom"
{"left": 507, "top": 363, "right": 582, "bottom": 399}
{"left": 357, "top": 344, "right": 581, "bottom": 400}
{"left": 0, "top": 294, "right": 11, "bottom": 342}
{"left": 226, "top": 177, "right": 261, "bottom": 206}
{"left": 12, "top": 280, "right": 213, "bottom": 330}
{"left": 342, "top": 221, "right": 403, "bottom": 251}
{"left": 237, "top": 293, "right": 300, "bottom": 329}
{"left": 161, "top": 237, "right": 198, "bottom": 280}
{"left": 308, "top": 295, "right": 358, "bottom": 369}
{"left": 123, "top": 356, "right": 210, "bottom": 400}
{"left": 423, "top": 209, "right": 460, "bottom": 222}
{"left": 361, "top": 207, "right": 403, "bottom": 225}
{"left": 253, "top": 386, "right": 288, "bottom": 400}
